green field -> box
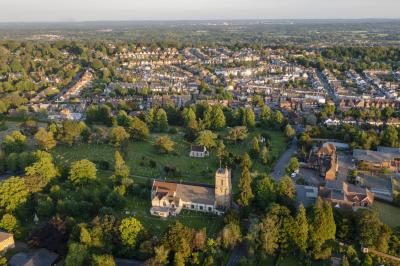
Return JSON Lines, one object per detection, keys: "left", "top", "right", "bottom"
{"left": 52, "top": 128, "right": 288, "bottom": 184}
{"left": 372, "top": 200, "right": 400, "bottom": 228}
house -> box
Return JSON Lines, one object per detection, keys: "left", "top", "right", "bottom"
{"left": 319, "top": 180, "right": 374, "bottom": 210}
{"left": 353, "top": 149, "right": 400, "bottom": 172}
{"left": 9, "top": 248, "right": 58, "bottom": 266}
{"left": 189, "top": 146, "right": 209, "bottom": 158}
{"left": 309, "top": 143, "right": 339, "bottom": 180}
{"left": 150, "top": 168, "right": 232, "bottom": 217}
{"left": 0, "top": 231, "right": 15, "bottom": 254}
{"left": 295, "top": 185, "right": 318, "bottom": 208}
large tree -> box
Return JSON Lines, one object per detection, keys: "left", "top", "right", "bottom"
{"left": 154, "top": 108, "right": 169, "bottom": 132}
{"left": 238, "top": 167, "right": 253, "bottom": 208}
{"left": 119, "top": 217, "right": 144, "bottom": 248}
{"left": 109, "top": 126, "right": 130, "bottom": 147}
{"left": 0, "top": 176, "right": 29, "bottom": 212}
{"left": 24, "top": 151, "right": 58, "bottom": 193}
{"left": 195, "top": 130, "right": 217, "bottom": 149}
{"left": 34, "top": 128, "right": 57, "bottom": 151}
{"left": 69, "top": 160, "right": 97, "bottom": 185}
{"left": 128, "top": 117, "right": 149, "bottom": 141}
{"left": 155, "top": 136, "right": 175, "bottom": 154}
{"left": 309, "top": 198, "right": 336, "bottom": 257}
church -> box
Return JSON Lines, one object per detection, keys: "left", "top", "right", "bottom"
{"left": 150, "top": 167, "right": 232, "bottom": 217}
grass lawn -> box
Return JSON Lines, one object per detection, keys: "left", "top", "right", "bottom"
{"left": 52, "top": 128, "right": 287, "bottom": 185}
{"left": 123, "top": 194, "right": 224, "bottom": 237}
{"left": 372, "top": 200, "right": 400, "bottom": 228}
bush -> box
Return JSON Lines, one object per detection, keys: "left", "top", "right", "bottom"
{"left": 93, "top": 160, "right": 110, "bottom": 171}
{"left": 149, "top": 160, "right": 157, "bottom": 168}
{"left": 168, "top": 127, "right": 178, "bottom": 134}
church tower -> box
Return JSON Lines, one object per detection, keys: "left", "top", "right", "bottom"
{"left": 214, "top": 167, "right": 232, "bottom": 211}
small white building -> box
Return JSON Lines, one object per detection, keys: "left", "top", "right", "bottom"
{"left": 189, "top": 146, "right": 209, "bottom": 158}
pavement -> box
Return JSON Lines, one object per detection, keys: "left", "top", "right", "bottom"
{"left": 226, "top": 244, "right": 247, "bottom": 266}
{"left": 115, "top": 258, "right": 144, "bottom": 266}
{"left": 271, "top": 138, "right": 297, "bottom": 181}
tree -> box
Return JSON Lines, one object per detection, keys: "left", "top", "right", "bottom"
{"left": 293, "top": 204, "right": 308, "bottom": 253}
{"left": 211, "top": 106, "right": 226, "bottom": 130}
{"left": 69, "top": 160, "right": 97, "bottom": 185}
{"left": 381, "top": 126, "right": 399, "bottom": 147}
{"left": 356, "top": 209, "right": 382, "bottom": 247}
{"left": 34, "top": 128, "right": 56, "bottom": 150}
{"left": 195, "top": 130, "right": 217, "bottom": 149}
{"left": 91, "top": 254, "right": 115, "bottom": 266}
{"left": 285, "top": 124, "right": 296, "bottom": 139}
{"left": 182, "top": 108, "right": 196, "bottom": 126}
{"left": 255, "top": 175, "right": 276, "bottom": 209}
{"left": 114, "top": 151, "right": 130, "bottom": 179}
{"left": 241, "top": 108, "right": 256, "bottom": 129}
{"left": 155, "top": 136, "right": 175, "bottom": 154}
{"left": 0, "top": 177, "right": 29, "bottom": 212}
{"left": 24, "top": 151, "right": 58, "bottom": 193}
{"left": 154, "top": 245, "right": 170, "bottom": 265}
{"left": 260, "top": 146, "right": 269, "bottom": 165}
{"left": 2, "top": 131, "right": 27, "bottom": 154}
{"left": 252, "top": 215, "right": 279, "bottom": 255}
{"left": 221, "top": 222, "right": 241, "bottom": 249}
{"left": 119, "top": 217, "right": 144, "bottom": 248}
{"left": 184, "top": 118, "right": 199, "bottom": 142}
{"left": 309, "top": 198, "right": 336, "bottom": 256}
{"left": 238, "top": 167, "right": 253, "bottom": 208}
{"left": 227, "top": 126, "right": 248, "bottom": 143}
{"left": 250, "top": 137, "right": 260, "bottom": 158}
{"left": 241, "top": 153, "right": 252, "bottom": 169}
{"left": 273, "top": 110, "right": 284, "bottom": 128}
{"left": 65, "top": 243, "right": 88, "bottom": 266}
{"left": 216, "top": 140, "right": 227, "bottom": 160}
{"left": 61, "top": 121, "right": 83, "bottom": 146}
{"left": 129, "top": 117, "right": 149, "bottom": 141}
{"left": 286, "top": 157, "right": 299, "bottom": 174}
{"left": 277, "top": 176, "right": 296, "bottom": 206}
{"left": 0, "top": 214, "right": 17, "bottom": 233}
{"left": 260, "top": 106, "right": 272, "bottom": 128}
{"left": 109, "top": 126, "right": 129, "bottom": 147}
{"left": 154, "top": 108, "right": 169, "bottom": 132}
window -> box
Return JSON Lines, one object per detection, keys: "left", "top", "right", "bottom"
{"left": 191, "top": 204, "right": 195, "bottom": 209}
{"left": 221, "top": 180, "right": 224, "bottom": 186}
{"left": 199, "top": 206, "right": 203, "bottom": 210}
{"left": 163, "top": 201, "right": 166, "bottom": 207}
{"left": 208, "top": 207, "right": 212, "bottom": 212}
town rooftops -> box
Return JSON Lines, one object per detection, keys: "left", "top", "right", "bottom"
{"left": 0, "top": 231, "right": 13, "bottom": 242}
{"left": 152, "top": 179, "right": 216, "bottom": 205}
{"left": 353, "top": 149, "right": 400, "bottom": 163}
{"left": 377, "top": 146, "right": 400, "bottom": 154}
{"left": 190, "top": 145, "right": 207, "bottom": 152}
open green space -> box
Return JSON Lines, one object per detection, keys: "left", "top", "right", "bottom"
{"left": 372, "top": 200, "right": 400, "bottom": 228}
{"left": 52, "top": 128, "right": 288, "bottom": 184}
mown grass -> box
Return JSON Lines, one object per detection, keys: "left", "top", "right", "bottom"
{"left": 52, "top": 128, "right": 288, "bottom": 184}
{"left": 372, "top": 200, "right": 400, "bottom": 228}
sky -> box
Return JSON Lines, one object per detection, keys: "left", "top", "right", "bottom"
{"left": 1, "top": 0, "right": 399, "bottom": 22}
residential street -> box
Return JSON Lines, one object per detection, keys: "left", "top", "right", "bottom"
{"left": 271, "top": 138, "right": 297, "bottom": 180}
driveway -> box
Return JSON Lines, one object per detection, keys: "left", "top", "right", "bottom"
{"left": 271, "top": 138, "right": 297, "bottom": 181}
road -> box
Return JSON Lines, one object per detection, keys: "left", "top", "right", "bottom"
{"left": 115, "top": 258, "right": 144, "bottom": 266}
{"left": 271, "top": 138, "right": 297, "bottom": 181}
{"left": 226, "top": 244, "right": 247, "bottom": 266}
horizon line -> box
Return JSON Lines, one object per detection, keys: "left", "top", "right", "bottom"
{"left": 0, "top": 18, "right": 400, "bottom": 24}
